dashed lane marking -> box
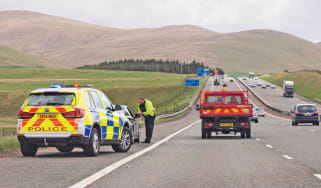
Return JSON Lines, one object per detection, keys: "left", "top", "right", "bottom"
{"left": 70, "top": 120, "right": 201, "bottom": 188}
{"left": 256, "top": 138, "right": 260, "bottom": 141}
{"left": 310, "top": 129, "right": 316, "bottom": 132}
{"left": 282, "top": 155, "right": 293, "bottom": 160}
{"left": 314, "top": 174, "right": 321, "bottom": 180}
{"left": 265, "top": 144, "right": 273, "bottom": 149}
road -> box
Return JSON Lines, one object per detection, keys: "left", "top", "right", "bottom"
{"left": 240, "top": 77, "right": 321, "bottom": 112}
{"left": 1, "top": 77, "right": 321, "bottom": 187}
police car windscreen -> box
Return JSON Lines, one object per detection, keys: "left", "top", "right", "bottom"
{"left": 27, "top": 93, "right": 75, "bottom": 106}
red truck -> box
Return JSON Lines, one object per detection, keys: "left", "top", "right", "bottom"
{"left": 196, "top": 90, "right": 253, "bottom": 139}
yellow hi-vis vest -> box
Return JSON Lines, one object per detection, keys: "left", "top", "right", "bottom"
{"left": 137, "top": 99, "right": 156, "bottom": 117}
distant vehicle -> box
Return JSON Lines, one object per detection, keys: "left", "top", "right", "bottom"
{"left": 213, "top": 78, "right": 220, "bottom": 86}
{"left": 271, "top": 85, "right": 276, "bottom": 89}
{"left": 223, "top": 82, "right": 228, "bottom": 87}
{"left": 291, "top": 104, "right": 319, "bottom": 126}
{"left": 243, "top": 77, "right": 247, "bottom": 81}
{"left": 266, "top": 83, "right": 270, "bottom": 87}
{"left": 249, "top": 83, "right": 256, "bottom": 88}
{"left": 261, "top": 84, "right": 267, "bottom": 89}
{"left": 256, "top": 107, "right": 265, "bottom": 117}
{"left": 196, "top": 90, "right": 253, "bottom": 138}
{"left": 283, "top": 81, "right": 294, "bottom": 97}
{"left": 254, "top": 77, "right": 258, "bottom": 80}
{"left": 257, "top": 82, "right": 262, "bottom": 86}
{"left": 230, "top": 79, "right": 234, "bottom": 82}
{"left": 251, "top": 108, "right": 259, "bottom": 123}
{"left": 249, "top": 72, "right": 255, "bottom": 79}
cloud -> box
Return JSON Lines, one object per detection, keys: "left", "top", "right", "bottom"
{"left": 0, "top": 0, "right": 320, "bottom": 42}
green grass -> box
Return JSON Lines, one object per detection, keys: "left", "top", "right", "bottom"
{"left": 0, "top": 45, "right": 45, "bottom": 68}
{"left": 0, "top": 137, "right": 19, "bottom": 152}
{"left": 0, "top": 69, "right": 201, "bottom": 128}
{"left": 261, "top": 70, "right": 321, "bottom": 101}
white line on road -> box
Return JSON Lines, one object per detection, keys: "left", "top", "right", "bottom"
{"left": 256, "top": 138, "right": 260, "bottom": 141}
{"left": 310, "top": 129, "right": 315, "bottom": 132}
{"left": 314, "top": 174, "right": 321, "bottom": 180}
{"left": 282, "top": 155, "right": 293, "bottom": 160}
{"left": 70, "top": 120, "right": 201, "bottom": 188}
{"left": 265, "top": 144, "right": 273, "bottom": 149}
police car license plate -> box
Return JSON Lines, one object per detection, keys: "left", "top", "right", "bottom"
{"left": 38, "top": 114, "right": 57, "bottom": 119}
{"left": 305, "top": 113, "right": 312, "bottom": 116}
{"left": 220, "top": 123, "right": 233, "bottom": 127}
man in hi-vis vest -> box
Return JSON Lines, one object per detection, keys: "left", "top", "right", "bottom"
{"left": 137, "top": 97, "right": 156, "bottom": 143}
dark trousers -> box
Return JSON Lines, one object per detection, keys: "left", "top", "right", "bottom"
{"left": 144, "top": 116, "right": 155, "bottom": 142}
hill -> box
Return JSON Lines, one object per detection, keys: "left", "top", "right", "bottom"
{"left": 0, "top": 44, "right": 46, "bottom": 69}
{"left": 1, "top": 10, "right": 321, "bottom": 73}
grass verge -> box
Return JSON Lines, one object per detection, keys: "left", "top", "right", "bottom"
{"left": 0, "top": 137, "right": 19, "bottom": 152}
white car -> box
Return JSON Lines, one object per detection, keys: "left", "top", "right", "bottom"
{"left": 256, "top": 107, "right": 265, "bottom": 117}
{"left": 251, "top": 108, "right": 259, "bottom": 123}
{"left": 254, "top": 77, "right": 258, "bottom": 80}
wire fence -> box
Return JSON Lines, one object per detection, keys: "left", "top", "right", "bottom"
{"left": 0, "top": 129, "right": 16, "bottom": 137}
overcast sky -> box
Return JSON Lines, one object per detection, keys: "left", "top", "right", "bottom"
{"left": 1, "top": 0, "right": 320, "bottom": 42}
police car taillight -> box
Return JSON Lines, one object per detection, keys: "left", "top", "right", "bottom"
{"left": 18, "top": 109, "right": 34, "bottom": 119}
{"left": 62, "top": 108, "right": 84, "bottom": 118}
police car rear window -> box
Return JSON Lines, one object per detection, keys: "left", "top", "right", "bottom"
{"left": 27, "top": 93, "right": 75, "bottom": 106}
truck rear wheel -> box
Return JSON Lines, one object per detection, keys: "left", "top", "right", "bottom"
{"left": 206, "top": 131, "right": 212, "bottom": 139}
{"left": 246, "top": 128, "right": 251, "bottom": 138}
{"left": 240, "top": 130, "right": 245, "bottom": 138}
{"left": 20, "top": 142, "right": 38, "bottom": 157}
{"left": 201, "top": 129, "right": 206, "bottom": 139}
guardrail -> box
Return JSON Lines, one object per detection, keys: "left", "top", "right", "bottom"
{"left": 156, "top": 77, "right": 208, "bottom": 120}
{"left": 236, "top": 77, "right": 291, "bottom": 117}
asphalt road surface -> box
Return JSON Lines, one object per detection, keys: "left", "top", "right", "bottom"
{"left": 241, "top": 77, "right": 321, "bottom": 112}
{"left": 1, "top": 77, "right": 321, "bottom": 188}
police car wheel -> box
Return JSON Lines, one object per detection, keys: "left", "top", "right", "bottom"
{"left": 83, "top": 128, "right": 100, "bottom": 156}
{"left": 56, "top": 145, "right": 74, "bottom": 152}
{"left": 20, "top": 142, "right": 38, "bottom": 157}
{"left": 112, "top": 127, "right": 132, "bottom": 152}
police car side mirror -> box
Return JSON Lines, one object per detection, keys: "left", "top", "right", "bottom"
{"left": 114, "top": 104, "right": 122, "bottom": 111}
{"left": 196, "top": 104, "right": 200, "bottom": 111}
{"left": 135, "top": 114, "right": 141, "bottom": 118}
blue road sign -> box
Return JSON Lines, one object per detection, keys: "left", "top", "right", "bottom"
{"left": 197, "top": 68, "right": 204, "bottom": 77}
{"left": 185, "top": 79, "right": 200, "bottom": 87}
{"left": 204, "top": 69, "right": 209, "bottom": 76}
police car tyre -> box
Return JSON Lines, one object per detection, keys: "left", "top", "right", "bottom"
{"left": 83, "top": 128, "right": 100, "bottom": 156}
{"left": 20, "top": 142, "right": 38, "bottom": 157}
{"left": 246, "top": 128, "right": 251, "bottom": 138}
{"left": 112, "top": 127, "right": 132, "bottom": 152}
{"left": 56, "top": 145, "right": 74, "bottom": 152}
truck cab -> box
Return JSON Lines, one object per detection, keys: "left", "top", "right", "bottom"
{"left": 197, "top": 90, "right": 252, "bottom": 139}
{"left": 283, "top": 80, "right": 294, "bottom": 97}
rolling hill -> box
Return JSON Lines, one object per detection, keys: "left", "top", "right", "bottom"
{"left": 0, "top": 45, "right": 46, "bottom": 69}
{"left": 1, "top": 10, "right": 321, "bottom": 73}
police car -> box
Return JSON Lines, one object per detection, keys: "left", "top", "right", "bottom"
{"left": 17, "top": 83, "right": 139, "bottom": 156}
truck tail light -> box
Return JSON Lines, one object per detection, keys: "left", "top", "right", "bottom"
{"left": 18, "top": 109, "right": 34, "bottom": 119}
{"left": 204, "top": 123, "right": 214, "bottom": 127}
{"left": 62, "top": 108, "right": 85, "bottom": 118}
{"left": 240, "top": 123, "right": 248, "bottom": 126}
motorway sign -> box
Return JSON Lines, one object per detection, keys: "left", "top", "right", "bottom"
{"left": 185, "top": 79, "right": 200, "bottom": 86}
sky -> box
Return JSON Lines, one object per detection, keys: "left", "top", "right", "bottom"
{"left": 0, "top": 0, "right": 320, "bottom": 42}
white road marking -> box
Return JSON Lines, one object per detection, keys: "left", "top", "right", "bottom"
{"left": 314, "top": 174, "right": 321, "bottom": 180}
{"left": 265, "top": 144, "right": 273, "bottom": 149}
{"left": 310, "top": 129, "right": 315, "bottom": 132}
{"left": 282, "top": 155, "right": 293, "bottom": 160}
{"left": 70, "top": 120, "right": 201, "bottom": 188}
{"left": 256, "top": 138, "right": 260, "bottom": 141}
